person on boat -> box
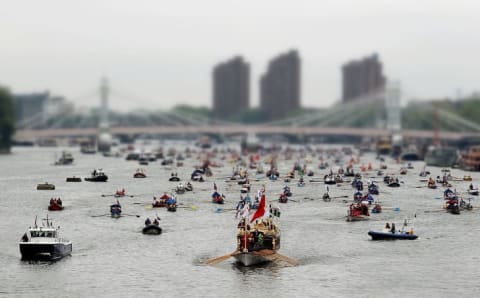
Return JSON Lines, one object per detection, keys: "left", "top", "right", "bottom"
{"left": 92, "top": 169, "right": 97, "bottom": 176}
{"left": 145, "top": 218, "right": 151, "bottom": 225}
{"left": 57, "top": 198, "right": 62, "bottom": 206}
{"left": 384, "top": 222, "right": 391, "bottom": 231}
{"left": 390, "top": 223, "right": 396, "bottom": 233}
{"left": 153, "top": 218, "right": 159, "bottom": 226}
{"left": 50, "top": 198, "right": 54, "bottom": 205}
{"left": 470, "top": 183, "right": 474, "bottom": 190}
{"left": 428, "top": 177, "right": 435, "bottom": 185}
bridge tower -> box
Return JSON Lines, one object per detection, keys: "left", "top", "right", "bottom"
{"left": 97, "top": 77, "right": 112, "bottom": 152}
{"left": 385, "top": 81, "right": 402, "bottom": 149}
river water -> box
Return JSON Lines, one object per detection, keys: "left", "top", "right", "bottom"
{"left": 1, "top": 145, "right": 479, "bottom": 298}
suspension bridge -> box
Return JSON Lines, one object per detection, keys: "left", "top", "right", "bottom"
{"left": 13, "top": 80, "right": 480, "bottom": 143}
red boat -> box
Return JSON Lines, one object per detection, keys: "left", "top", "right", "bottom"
{"left": 212, "top": 194, "right": 224, "bottom": 204}
{"left": 346, "top": 203, "right": 369, "bottom": 221}
{"left": 152, "top": 194, "right": 170, "bottom": 208}
{"left": 48, "top": 198, "right": 64, "bottom": 211}
{"left": 279, "top": 194, "right": 288, "bottom": 203}
{"left": 115, "top": 189, "right": 126, "bottom": 197}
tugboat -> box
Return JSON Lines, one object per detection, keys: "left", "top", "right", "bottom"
{"left": 54, "top": 151, "right": 74, "bottom": 165}
{"left": 110, "top": 201, "right": 122, "bottom": 218}
{"left": 19, "top": 216, "right": 72, "bottom": 260}
{"left": 85, "top": 169, "right": 108, "bottom": 182}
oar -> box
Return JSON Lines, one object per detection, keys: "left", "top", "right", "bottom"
{"left": 268, "top": 252, "right": 298, "bottom": 266}
{"left": 177, "top": 205, "right": 198, "bottom": 210}
{"left": 424, "top": 210, "right": 445, "bottom": 213}
{"left": 205, "top": 252, "right": 237, "bottom": 265}
{"left": 215, "top": 208, "right": 236, "bottom": 212}
{"left": 101, "top": 194, "right": 114, "bottom": 197}
{"left": 331, "top": 195, "right": 349, "bottom": 199}
{"left": 91, "top": 214, "right": 109, "bottom": 217}
{"left": 123, "top": 214, "right": 141, "bottom": 218}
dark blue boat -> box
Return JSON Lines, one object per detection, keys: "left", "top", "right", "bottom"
{"left": 110, "top": 203, "right": 122, "bottom": 218}
{"left": 368, "top": 230, "right": 418, "bottom": 240}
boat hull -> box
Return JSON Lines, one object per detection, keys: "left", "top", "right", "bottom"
{"left": 347, "top": 215, "right": 369, "bottom": 222}
{"left": 368, "top": 231, "right": 418, "bottom": 240}
{"left": 19, "top": 242, "right": 72, "bottom": 260}
{"left": 233, "top": 252, "right": 270, "bottom": 266}
{"left": 85, "top": 176, "right": 108, "bottom": 182}
{"left": 142, "top": 225, "right": 162, "bottom": 235}
{"left": 66, "top": 177, "right": 82, "bottom": 182}
{"left": 37, "top": 184, "right": 55, "bottom": 190}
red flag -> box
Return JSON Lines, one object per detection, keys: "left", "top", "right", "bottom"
{"left": 250, "top": 194, "right": 266, "bottom": 223}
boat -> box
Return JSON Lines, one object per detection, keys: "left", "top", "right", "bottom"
{"left": 376, "top": 137, "right": 392, "bottom": 155}
{"left": 212, "top": 192, "right": 225, "bottom": 204}
{"left": 399, "top": 168, "right": 407, "bottom": 175}
{"left": 125, "top": 152, "right": 140, "bottom": 161}
{"left": 425, "top": 147, "right": 458, "bottom": 167}
{"left": 233, "top": 196, "right": 282, "bottom": 266}
{"left": 185, "top": 182, "right": 194, "bottom": 191}
{"left": 346, "top": 202, "right": 370, "bottom": 221}
{"left": 175, "top": 183, "right": 186, "bottom": 194}
{"left": 468, "top": 186, "right": 479, "bottom": 196}
{"left": 48, "top": 198, "right": 64, "bottom": 211}
{"left": 114, "top": 189, "right": 126, "bottom": 197}
{"left": 324, "top": 175, "right": 336, "bottom": 185}
{"left": 351, "top": 179, "right": 363, "bottom": 191}
{"left": 368, "top": 230, "right": 417, "bottom": 240}
{"left": 278, "top": 194, "right": 288, "bottom": 203}
{"left": 133, "top": 169, "right": 146, "bottom": 178}
{"left": 54, "top": 151, "right": 74, "bottom": 165}
{"left": 84, "top": 169, "right": 108, "bottom": 182}
{"left": 463, "top": 175, "right": 473, "bottom": 181}
{"left": 152, "top": 194, "right": 170, "bottom": 208}
{"left": 80, "top": 145, "right": 96, "bottom": 154}
{"left": 110, "top": 202, "right": 122, "bottom": 218}
{"left": 165, "top": 196, "right": 177, "bottom": 212}
{"left": 368, "top": 183, "right": 379, "bottom": 195}
{"left": 37, "top": 182, "right": 55, "bottom": 190}
{"left": 460, "top": 198, "right": 473, "bottom": 211}
{"left": 371, "top": 203, "right": 382, "bottom": 213}
{"left": 138, "top": 155, "right": 149, "bottom": 165}
{"left": 142, "top": 223, "right": 162, "bottom": 235}
{"left": 322, "top": 193, "right": 331, "bottom": 202}
{"left": 169, "top": 173, "right": 181, "bottom": 181}
{"left": 19, "top": 216, "right": 72, "bottom": 260}
{"left": 66, "top": 176, "right": 82, "bottom": 182}
{"left": 384, "top": 176, "right": 400, "bottom": 187}
{"left": 445, "top": 199, "right": 460, "bottom": 215}
{"left": 368, "top": 220, "right": 417, "bottom": 240}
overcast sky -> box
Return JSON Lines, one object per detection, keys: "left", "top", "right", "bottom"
{"left": 1, "top": 0, "right": 479, "bottom": 111}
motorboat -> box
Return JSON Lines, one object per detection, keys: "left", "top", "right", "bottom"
{"left": 19, "top": 216, "right": 72, "bottom": 260}
{"left": 85, "top": 169, "right": 108, "bottom": 182}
